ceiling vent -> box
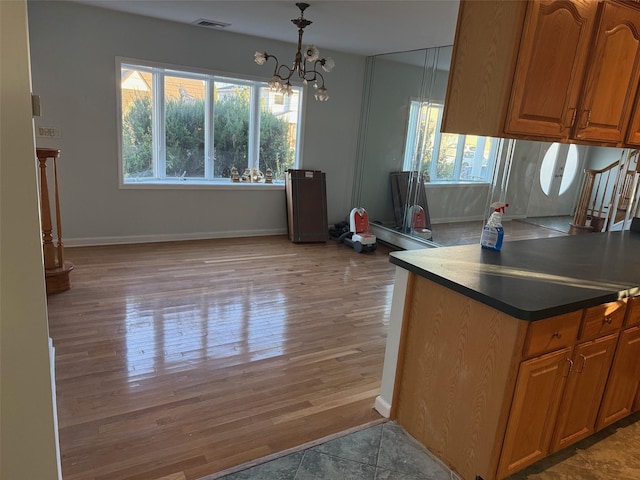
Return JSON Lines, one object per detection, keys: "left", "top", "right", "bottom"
{"left": 193, "top": 18, "right": 231, "bottom": 29}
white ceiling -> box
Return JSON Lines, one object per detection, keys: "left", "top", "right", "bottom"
{"left": 71, "top": 1, "right": 460, "bottom": 56}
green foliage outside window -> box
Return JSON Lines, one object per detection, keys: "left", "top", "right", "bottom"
{"left": 122, "top": 96, "right": 153, "bottom": 178}
{"left": 165, "top": 97, "right": 205, "bottom": 177}
{"left": 122, "top": 90, "right": 294, "bottom": 180}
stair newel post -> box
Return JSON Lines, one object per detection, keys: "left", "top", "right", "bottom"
{"left": 53, "top": 153, "right": 64, "bottom": 265}
{"left": 37, "top": 149, "right": 57, "bottom": 269}
{"left": 36, "top": 147, "right": 74, "bottom": 294}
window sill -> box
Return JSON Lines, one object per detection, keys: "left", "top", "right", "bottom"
{"left": 120, "top": 180, "right": 286, "bottom": 190}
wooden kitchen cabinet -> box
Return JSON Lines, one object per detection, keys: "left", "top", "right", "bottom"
{"left": 443, "top": 0, "right": 640, "bottom": 147}
{"left": 551, "top": 333, "right": 618, "bottom": 452}
{"left": 441, "top": 0, "right": 528, "bottom": 137}
{"left": 580, "top": 299, "right": 626, "bottom": 340}
{"left": 624, "top": 296, "right": 640, "bottom": 327}
{"left": 522, "top": 310, "right": 582, "bottom": 358}
{"left": 496, "top": 347, "right": 572, "bottom": 479}
{"left": 572, "top": 0, "right": 640, "bottom": 144}
{"left": 596, "top": 326, "right": 640, "bottom": 428}
{"left": 625, "top": 93, "right": 640, "bottom": 145}
{"left": 504, "top": 0, "right": 598, "bottom": 139}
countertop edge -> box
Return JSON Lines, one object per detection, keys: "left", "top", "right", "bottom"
{"left": 389, "top": 255, "right": 634, "bottom": 321}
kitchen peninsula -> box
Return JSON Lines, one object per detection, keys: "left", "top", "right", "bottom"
{"left": 375, "top": 231, "right": 640, "bottom": 480}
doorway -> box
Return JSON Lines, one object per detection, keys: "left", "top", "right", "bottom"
{"left": 527, "top": 142, "right": 582, "bottom": 218}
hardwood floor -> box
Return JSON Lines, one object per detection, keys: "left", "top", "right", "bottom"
{"left": 48, "top": 224, "right": 565, "bottom": 480}
{"left": 430, "top": 219, "right": 568, "bottom": 247}
{"left": 47, "top": 237, "right": 397, "bottom": 480}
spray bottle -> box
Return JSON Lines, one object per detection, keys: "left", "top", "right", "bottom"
{"left": 480, "top": 202, "right": 508, "bottom": 251}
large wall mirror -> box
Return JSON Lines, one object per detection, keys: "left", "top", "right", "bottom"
{"left": 353, "top": 45, "right": 499, "bottom": 247}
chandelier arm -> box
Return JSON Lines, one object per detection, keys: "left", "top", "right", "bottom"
{"left": 314, "top": 70, "right": 326, "bottom": 88}
{"left": 276, "top": 64, "right": 295, "bottom": 82}
{"left": 303, "top": 69, "right": 325, "bottom": 88}
{"left": 261, "top": 53, "right": 281, "bottom": 73}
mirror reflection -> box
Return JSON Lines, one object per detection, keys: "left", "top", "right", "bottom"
{"left": 354, "top": 45, "right": 638, "bottom": 248}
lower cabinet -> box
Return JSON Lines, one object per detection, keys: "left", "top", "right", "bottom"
{"left": 497, "top": 348, "right": 572, "bottom": 479}
{"left": 550, "top": 333, "right": 618, "bottom": 452}
{"left": 497, "top": 313, "right": 640, "bottom": 478}
{"left": 597, "top": 326, "right": 640, "bottom": 427}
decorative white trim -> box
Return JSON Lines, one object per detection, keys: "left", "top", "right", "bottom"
{"left": 63, "top": 228, "right": 288, "bottom": 247}
{"left": 374, "top": 395, "right": 391, "bottom": 418}
{"left": 49, "top": 338, "right": 63, "bottom": 480}
{"left": 377, "top": 267, "right": 410, "bottom": 417}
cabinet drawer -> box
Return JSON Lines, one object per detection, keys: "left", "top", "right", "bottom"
{"left": 625, "top": 296, "right": 640, "bottom": 327}
{"left": 580, "top": 300, "right": 626, "bottom": 340}
{"left": 523, "top": 311, "right": 582, "bottom": 358}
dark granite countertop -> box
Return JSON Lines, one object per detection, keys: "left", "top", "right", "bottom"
{"left": 389, "top": 231, "right": 640, "bottom": 321}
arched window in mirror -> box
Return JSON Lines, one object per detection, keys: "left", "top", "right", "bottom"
{"left": 540, "top": 143, "right": 579, "bottom": 196}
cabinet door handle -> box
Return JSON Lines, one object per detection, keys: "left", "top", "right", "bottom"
{"left": 581, "top": 110, "right": 591, "bottom": 129}
{"left": 569, "top": 107, "right": 577, "bottom": 128}
{"left": 565, "top": 358, "right": 574, "bottom": 377}
{"left": 552, "top": 332, "right": 562, "bottom": 339}
{"left": 603, "top": 316, "right": 612, "bottom": 325}
{"left": 577, "top": 354, "right": 587, "bottom": 373}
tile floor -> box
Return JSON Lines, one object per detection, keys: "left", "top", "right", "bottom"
{"left": 206, "top": 422, "right": 454, "bottom": 480}
{"left": 201, "top": 410, "right": 640, "bottom": 480}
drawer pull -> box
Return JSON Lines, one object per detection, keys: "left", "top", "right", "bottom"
{"left": 552, "top": 332, "right": 562, "bottom": 339}
{"left": 603, "top": 317, "right": 613, "bottom": 325}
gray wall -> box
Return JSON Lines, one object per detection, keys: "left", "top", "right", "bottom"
{"left": 1, "top": 1, "right": 61, "bottom": 477}
{"left": 27, "top": 0, "right": 366, "bottom": 245}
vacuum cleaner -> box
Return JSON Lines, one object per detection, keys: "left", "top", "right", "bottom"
{"left": 339, "top": 207, "right": 377, "bottom": 253}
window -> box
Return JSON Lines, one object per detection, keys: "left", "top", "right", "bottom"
{"left": 119, "top": 60, "right": 303, "bottom": 185}
{"left": 403, "top": 101, "right": 498, "bottom": 183}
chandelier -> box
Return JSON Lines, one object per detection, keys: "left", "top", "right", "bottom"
{"left": 254, "top": 2, "right": 334, "bottom": 101}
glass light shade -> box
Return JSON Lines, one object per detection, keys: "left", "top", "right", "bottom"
{"left": 321, "top": 57, "right": 335, "bottom": 72}
{"left": 254, "top": 51, "right": 267, "bottom": 65}
{"left": 314, "top": 87, "right": 329, "bottom": 101}
{"left": 304, "top": 45, "right": 320, "bottom": 62}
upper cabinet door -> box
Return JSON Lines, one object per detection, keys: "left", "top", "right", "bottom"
{"left": 505, "top": 0, "right": 598, "bottom": 139}
{"left": 574, "top": 1, "right": 640, "bottom": 144}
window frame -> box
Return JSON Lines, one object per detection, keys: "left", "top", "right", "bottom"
{"left": 116, "top": 57, "right": 306, "bottom": 189}
{"left": 402, "top": 100, "right": 498, "bottom": 184}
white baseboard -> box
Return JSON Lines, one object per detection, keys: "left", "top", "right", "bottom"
{"left": 63, "top": 228, "right": 288, "bottom": 247}
{"left": 374, "top": 395, "right": 391, "bottom": 418}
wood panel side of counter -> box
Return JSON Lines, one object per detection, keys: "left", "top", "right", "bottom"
{"left": 393, "top": 275, "right": 529, "bottom": 480}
